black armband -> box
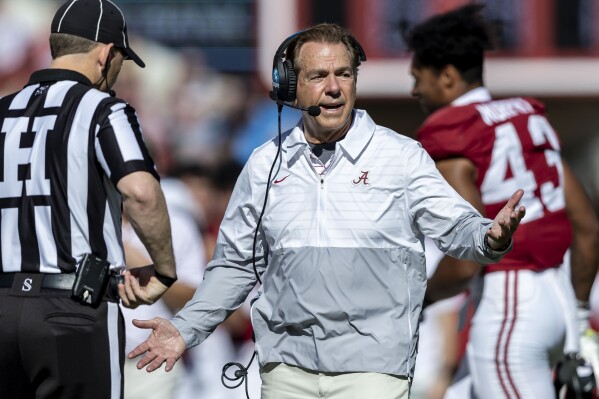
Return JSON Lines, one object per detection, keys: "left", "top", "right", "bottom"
{"left": 154, "top": 269, "right": 177, "bottom": 287}
{"left": 485, "top": 236, "right": 511, "bottom": 252}
{"left": 577, "top": 300, "right": 591, "bottom": 310}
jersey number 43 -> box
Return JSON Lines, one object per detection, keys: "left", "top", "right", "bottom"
{"left": 480, "top": 114, "right": 564, "bottom": 224}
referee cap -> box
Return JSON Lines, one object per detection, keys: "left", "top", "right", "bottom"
{"left": 51, "top": 0, "right": 145, "bottom": 68}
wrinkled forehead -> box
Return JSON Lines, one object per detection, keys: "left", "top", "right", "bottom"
{"left": 296, "top": 41, "right": 352, "bottom": 71}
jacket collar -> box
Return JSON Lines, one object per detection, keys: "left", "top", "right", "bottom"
{"left": 285, "top": 109, "right": 376, "bottom": 165}
{"left": 27, "top": 69, "right": 93, "bottom": 87}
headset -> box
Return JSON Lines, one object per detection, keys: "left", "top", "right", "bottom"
{"left": 270, "top": 30, "right": 368, "bottom": 103}
{"left": 93, "top": 47, "right": 117, "bottom": 97}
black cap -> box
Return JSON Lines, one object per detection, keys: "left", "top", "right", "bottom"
{"left": 51, "top": 0, "right": 145, "bottom": 68}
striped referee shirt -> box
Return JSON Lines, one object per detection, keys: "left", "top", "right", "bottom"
{"left": 0, "top": 69, "right": 158, "bottom": 274}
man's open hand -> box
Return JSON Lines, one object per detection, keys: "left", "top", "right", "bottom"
{"left": 487, "top": 189, "right": 526, "bottom": 250}
{"left": 127, "top": 317, "right": 187, "bottom": 372}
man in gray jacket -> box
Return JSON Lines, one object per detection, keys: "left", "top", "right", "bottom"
{"left": 128, "top": 23, "right": 525, "bottom": 399}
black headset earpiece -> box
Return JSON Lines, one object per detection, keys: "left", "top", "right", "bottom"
{"left": 270, "top": 30, "right": 367, "bottom": 103}
{"left": 271, "top": 32, "right": 301, "bottom": 103}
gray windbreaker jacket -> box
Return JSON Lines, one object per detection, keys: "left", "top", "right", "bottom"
{"left": 172, "top": 109, "right": 509, "bottom": 377}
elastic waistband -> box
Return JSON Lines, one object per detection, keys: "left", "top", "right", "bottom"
{"left": 483, "top": 264, "right": 560, "bottom": 274}
{"left": 0, "top": 273, "right": 76, "bottom": 290}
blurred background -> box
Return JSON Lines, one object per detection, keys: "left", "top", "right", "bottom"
{"left": 2, "top": 0, "right": 598, "bottom": 199}
{"left": 3, "top": 0, "right": 598, "bottom": 201}
{"left": 3, "top": 0, "right": 598, "bottom": 398}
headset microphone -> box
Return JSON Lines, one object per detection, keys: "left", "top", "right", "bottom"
{"left": 302, "top": 105, "right": 320, "bottom": 116}
{"left": 109, "top": 90, "right": 116, "bottom": 97}
{"left": 269, "top": 91, "right": 320, "bottom": 116}
{"left": 288, "top": 103, "right": 321, "bottom": 117}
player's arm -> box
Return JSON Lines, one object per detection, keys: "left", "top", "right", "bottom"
{"left": 425, "top": 158, "right": 482, "bottom": 303}
{"left": 562, "top": 160, "right": 599, "bottom": 388}
{"left": 563, "top": 161, "right": 599, "bottom": 303}
{"left": 436, "top": 158, "right": 484, "bottom": 212}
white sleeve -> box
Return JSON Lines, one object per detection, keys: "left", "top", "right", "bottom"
{"left": 405, "top": 142, "right": 509, "bottom": 264}
{"left": 169, "top": 211, "right": 206, "bottom": 288}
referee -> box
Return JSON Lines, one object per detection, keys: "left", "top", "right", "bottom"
{"left": 0, "top": 1, "right": 177, "bottom": 398}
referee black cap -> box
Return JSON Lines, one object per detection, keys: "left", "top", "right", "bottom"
{"left": 51, "top": 0, "right": 145, "bottom": 68}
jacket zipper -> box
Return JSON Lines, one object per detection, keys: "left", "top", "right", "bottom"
{"left": 317, "top": 173, "right": 326, "bottom": 246}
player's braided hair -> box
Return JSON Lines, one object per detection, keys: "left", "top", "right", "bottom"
{"left": 405, "top": 4, "right": 495, "bottom": 84}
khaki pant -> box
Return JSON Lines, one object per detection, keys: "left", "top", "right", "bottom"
{"left": 123, "top": 356, "right": 181, "bottom": 399}
{"left": 261, "top": 363, "right": 411, "bottom": 399}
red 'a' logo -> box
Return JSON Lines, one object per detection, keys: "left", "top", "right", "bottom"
{"left": 352, "top": 171, "right": 371, "bottom": 186}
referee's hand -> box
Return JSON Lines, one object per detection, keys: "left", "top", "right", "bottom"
{"left": 119, "top": 265, "right": 169, "bottom": 308}
{"left": 128, "top": 317, "right": 186, "bottom": 372}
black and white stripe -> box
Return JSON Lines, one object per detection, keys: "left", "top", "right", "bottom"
{"left": 0, "top": 69, "right": 158, "bottom": 273}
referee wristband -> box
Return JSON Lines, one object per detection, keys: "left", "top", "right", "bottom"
{"left": 154, "top": 269, "right": 177, "bottom": 287}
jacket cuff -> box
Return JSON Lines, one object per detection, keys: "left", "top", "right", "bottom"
{"left": 171, "top": 317, "right": 208, "bottom": 349}
{"left": 483, "top": 236, "right": 513, "bottom": 258}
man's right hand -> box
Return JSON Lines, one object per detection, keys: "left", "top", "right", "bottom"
{"left": 118, "top": 265, "right": 172, "bottom": 308}
{"left": 487, "top": 189, "right": 526, "bottom": 249}
{"left": 128, "top": 317, "right": 187, "bottom": 372}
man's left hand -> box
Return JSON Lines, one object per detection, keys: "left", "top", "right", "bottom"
{"left": 118, "top": 265, "right": 170, "bottom": 308}
{"left": 487, "top": 189, "right": 526, "bottom": 250}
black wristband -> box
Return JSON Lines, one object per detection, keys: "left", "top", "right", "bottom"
{"left": 486, "top": 236, "right": 510, "bottom": 252}
{"left": 154, "top": 269, "right": 177, "bottom": 287}
{"left": 577, "top": 300, "right": 591, "bottom": 310}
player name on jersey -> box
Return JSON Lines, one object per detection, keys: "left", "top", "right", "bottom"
{"left": 475, "top": 98, "right": 535, "bottom": 126}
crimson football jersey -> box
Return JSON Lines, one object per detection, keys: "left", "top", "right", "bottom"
{"left": 418, "top": 97, "right": 572, "bottom": 272}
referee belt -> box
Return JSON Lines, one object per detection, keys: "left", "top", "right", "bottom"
{"left": 0, "top": 273, "right": 76, "bottom": 290}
